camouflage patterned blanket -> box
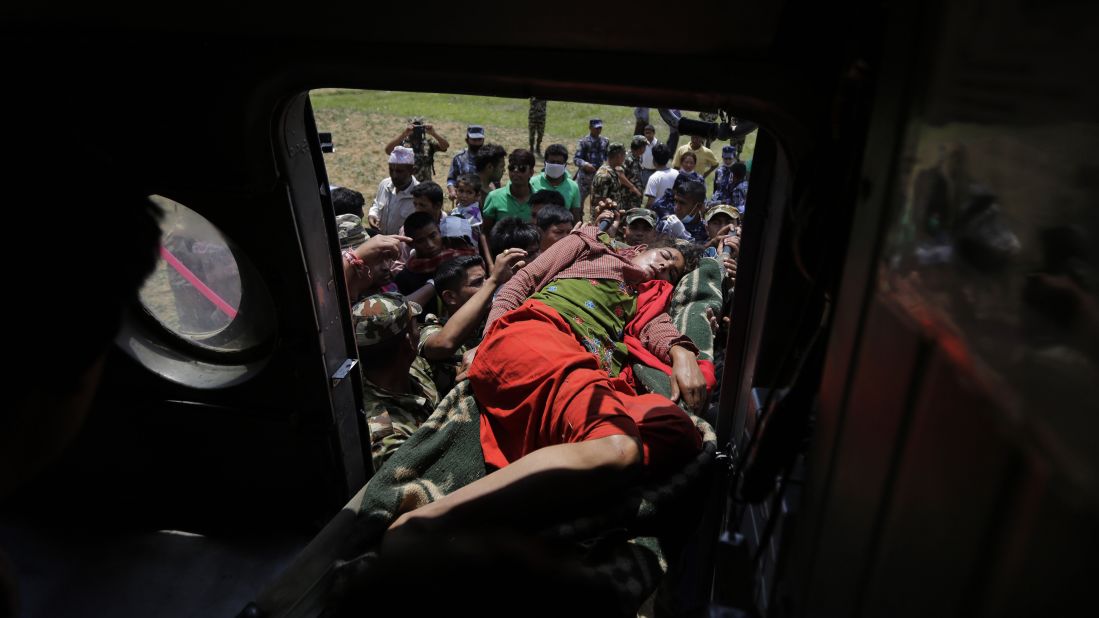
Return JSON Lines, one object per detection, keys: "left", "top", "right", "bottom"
{"left": 336, "top": 257, "right": 727, "bottom": 613}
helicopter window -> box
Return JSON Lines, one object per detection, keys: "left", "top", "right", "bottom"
{"left": 123, "top": 195, "right": 276, "bottom": 387}
{"left": 138, "top": 196, "right": 244, "bottom": 350}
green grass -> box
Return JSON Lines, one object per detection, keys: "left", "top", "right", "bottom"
{"left": 310, "top": 88, "right": 757, "bottom": 200}
{"left": 313, "top": 89, "right": 673, "bottom": 149}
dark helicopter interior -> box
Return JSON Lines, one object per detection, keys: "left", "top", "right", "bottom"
{"left": 2, "top": 0, "right": 1098, "bottom": 617}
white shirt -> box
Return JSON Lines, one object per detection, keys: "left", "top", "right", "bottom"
{"left": 641, "top": 137, "right": 660, "bottom": 170}
{"left": 644, "top": 167, "right": 678, "bottom": 199}
{"left": 369, "top": 176, "right": 420, "bottom": 235}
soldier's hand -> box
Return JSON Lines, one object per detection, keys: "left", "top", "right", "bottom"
{"left": 490, "top": 248, "right": 528, "bottom": 285}
{"left": 722, "top": 256, "right": 737, "bottom": 284}
{"left": 454, "top": 346, "right": 478, "bottom": 383}
{"left": 596, "top": 198, "right": 618, "bottom": 212}
{"left": 706, "top": 224, "right": 735, "bottom": 249}
{"left": 719, "top": 234, "right": 741, "bottom": 260}
{"left": 367, "top": 214, "right": 380, "bottom": 229}
{"left": 595, "top": 208, "right": 619, "bottom": 226}
{"left": 357, "top": 234, "right": 411, "bottom": 263}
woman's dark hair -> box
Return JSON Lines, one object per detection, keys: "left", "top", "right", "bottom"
{"left": 489, "top": 217, "right": 541, "bottom": 257}
{"left": 647, "top": 236, "right": 704, "bottom": 282}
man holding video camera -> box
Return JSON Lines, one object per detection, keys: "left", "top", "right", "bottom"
{"left": 384, "top": 116, "right": 450, "bottom": 182}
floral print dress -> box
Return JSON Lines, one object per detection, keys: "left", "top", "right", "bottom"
{"left": 530, "top": 277, "right": 639, "bottom": 377}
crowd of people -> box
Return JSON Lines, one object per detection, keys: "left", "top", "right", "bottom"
{"left": 332, "top": 108, "right": 748, "bottom": 553}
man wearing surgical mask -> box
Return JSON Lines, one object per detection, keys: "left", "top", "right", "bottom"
{"left": 656, "top": 179, "right": 709, "bottom": 243}
{"left": 529, "top": 143, "right": 582, "bottom": 223}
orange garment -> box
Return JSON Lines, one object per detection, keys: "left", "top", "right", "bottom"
{"left": 469, "top": 299, "right": 702, "bottom": 475}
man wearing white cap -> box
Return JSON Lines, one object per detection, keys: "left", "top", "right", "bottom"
{"left": 369, "top": 146, "right": 420, "bottom": 235}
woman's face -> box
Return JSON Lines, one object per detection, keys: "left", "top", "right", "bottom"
{"left": 631, "top": 246, "right": 686, "bottom": 283}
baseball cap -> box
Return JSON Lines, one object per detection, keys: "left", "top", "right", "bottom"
{"left": 467, "top": 125, "right": 485, "bottom": 139}
{"left": 625, "top": 208, "right": 657, "bottom": 228}
{"left": 589, "top": 118, "right": 603, "bottom": 129}
{"left": 704, "top": 203, "right": 741, "bottom": 224}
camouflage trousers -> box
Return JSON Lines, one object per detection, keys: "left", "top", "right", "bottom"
{"left": 528, "top": 120, "right": 545, "bottom": 154}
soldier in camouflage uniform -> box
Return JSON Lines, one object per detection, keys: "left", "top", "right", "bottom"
{"left": 384, "top": 116, "right": 450, "bottom": 182}
{"left": 574, "top": 118, "right": 610, "bottom": 220}
{"left": 528, "top": 97, "right": 547, "bottom": 155}
{"left": 353, "top": 292, "right": 440, "bottom": 472}
{"left": 623, "top": 136, "right": 647, "bottom": 210}
{"left": 591, "top": 143, "right": 639, "bottom": 214}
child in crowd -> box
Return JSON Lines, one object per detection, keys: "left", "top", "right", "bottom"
{"left": 535, "top": 204, "right": 575, "bottom": 253}
{"left": 410, "top": 181, "right": 447, "bottom": 224}
{"left": 489, "top": 216, "right": 542, "bottom": 264}
{"left": 529, "top": 188, "right": 566, "bottom": 219}
{"left": 453, "top": 173, "right": 490, "bottom": 261}
{"left": 452, "top": 174, "right": 484, "bottom": 225}
{"left": 394, "top": 211, "right": 477, "bottom": 312}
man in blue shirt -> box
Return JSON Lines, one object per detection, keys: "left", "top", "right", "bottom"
{"left": 446, "top": 125, "right": 486, "bottom": 202}
{"left": 574, "top": 118, "right": 609, "bottom": 221}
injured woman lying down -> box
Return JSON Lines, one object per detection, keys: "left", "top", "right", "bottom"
{"left": 386, "top": 224, "right": 711, "bottom": 539}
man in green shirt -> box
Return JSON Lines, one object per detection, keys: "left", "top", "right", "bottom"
{"left": 529, "top": 143, "right": 581, "bottom": 222}
{"left": 482, "top": 148, "right": 535, "bottom": 235}
{"left": 353, "top": 292, "right": 439, "bottom": 472}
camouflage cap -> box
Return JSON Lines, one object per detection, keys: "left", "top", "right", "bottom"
{"left": 408, "top": 116, "right": 426, "bottom": 125}
{"left": 607, "top": 142, "right": 626, "bottom": 157}
{"left": 625, "top": 208, "right": 657, "bottom": 228}
{"left": 336, "top": 213, "right": 367, "bottom": 249}
{"left": 704, "top": 203, "right": 741, "bottom": 224}
{"left": 352, "top": 292, "right": 422, "bottom": 347}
